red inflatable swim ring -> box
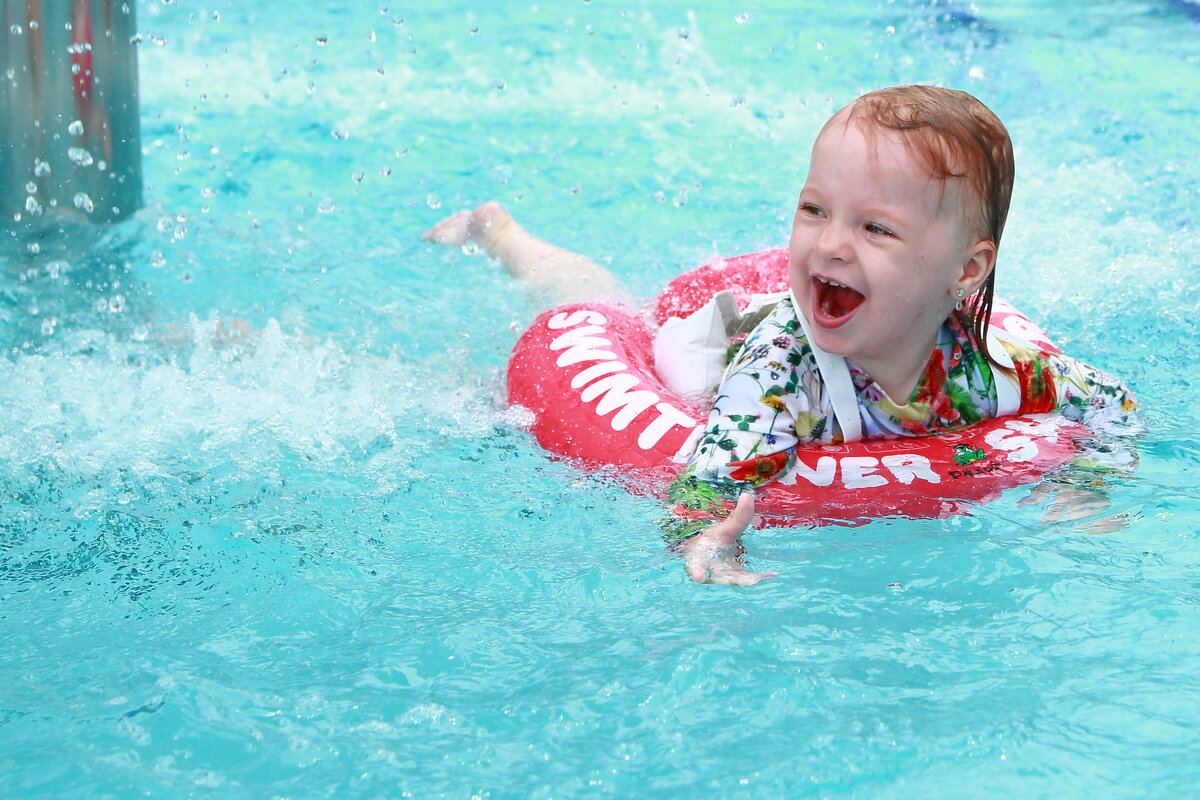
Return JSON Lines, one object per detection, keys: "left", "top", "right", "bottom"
{"left": 507, "top": 249, "right": 1087, "bottom": 527}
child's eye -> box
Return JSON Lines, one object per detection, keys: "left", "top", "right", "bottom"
{"left": 865, "top": 222, "right": 895, "bottom": 237}
{"left": 799, "top": 203, "right": 825, "bottom": 218}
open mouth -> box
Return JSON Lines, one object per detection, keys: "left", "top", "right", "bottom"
{"left": 812, "top": 276, "right": 865, "bottom": 325}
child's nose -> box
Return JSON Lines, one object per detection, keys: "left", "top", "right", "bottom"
{"left": 817, "top": 221, "right": 853, "bottom": 261}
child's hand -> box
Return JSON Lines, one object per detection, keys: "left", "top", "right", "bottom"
{"left": 1018, "top": 482, "right": 1127, "bottom": 533}
{"left": 679, "top": 493, "right": 778, "bottom": 586}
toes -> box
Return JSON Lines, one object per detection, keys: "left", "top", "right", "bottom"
{"left": 421, "top": 210, "right": 470, "bottom": 243}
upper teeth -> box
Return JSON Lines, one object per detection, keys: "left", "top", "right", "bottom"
{"left": 817, "top": 277, "right": 848, "bottom": 288}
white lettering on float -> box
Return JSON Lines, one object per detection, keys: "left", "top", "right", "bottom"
{"left": 786, "top": 454, "right": 941, "bottom": 489}
{"left": 984, "top": 415, "right": 1065, "bottom": 462}
{"left": 546, "top": 311, "right": 699, "bottom": 449}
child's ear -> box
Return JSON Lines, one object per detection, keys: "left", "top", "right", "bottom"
{"left": 956, "top": 238, "right": 997, "bottom": 295}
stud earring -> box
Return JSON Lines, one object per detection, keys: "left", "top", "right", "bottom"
{"left": 954, "top": 288, "right": 965, "bottom": 312}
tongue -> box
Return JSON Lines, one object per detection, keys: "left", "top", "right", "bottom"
{"left": 819, "top": 282, "right": 865, "bottom": 318}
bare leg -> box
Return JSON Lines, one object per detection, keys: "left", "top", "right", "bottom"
{"left": 422, "top": 202, "right": 629, "bottom": 306}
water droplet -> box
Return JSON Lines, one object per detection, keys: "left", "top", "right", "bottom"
{"left": 73, "top": 192, "right": 94, "bottom": 212}
{"left": 318, "top": 197, "right": 335, "bottom": 214}
{"left": 150, "top": 250, "right": 166, "bottom": 268}
{"left": 461, "top": 241, "right": 479, "bottom": 255}
{"left": 735, "top": 13, "right": 749, "bottom": 23}
{"left": 352, "top": 170, "right": 365, "bottom": 183}
{"left": 67, "top": 147, "right": 94, "bottom": 166}
{"left": 316, "top": 35, "right": 328, "bottom": 46}
{"left": 33, "top": 160, "right": 50, "bottom": 176}
{"left": 68, "top": 119, "right": 84, "bottom": 135}
{"left": 426, "top": 194, "right": 442, "bottom": 210}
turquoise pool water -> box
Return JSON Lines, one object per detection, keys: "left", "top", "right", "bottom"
{"left": 2, "top": 1, "right": 1199, "bottom": 796}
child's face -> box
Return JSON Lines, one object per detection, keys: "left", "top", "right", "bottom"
{"left": 788, "top": 115, "right": 989, "bottom": 376}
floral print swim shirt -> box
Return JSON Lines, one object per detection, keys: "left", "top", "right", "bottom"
{"left": 664, "top": 296, "right": 1138, "bottom": 541}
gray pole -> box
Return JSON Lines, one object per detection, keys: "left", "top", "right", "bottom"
{"left": 1, "top": 0, "right": 142, "bottom": 229}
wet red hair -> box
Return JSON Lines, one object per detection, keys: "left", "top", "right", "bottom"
{"left": 834, "top": 85, "right": 1015, "bottom": 369}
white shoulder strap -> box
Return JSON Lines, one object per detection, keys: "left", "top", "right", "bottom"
{"left": 984, "top": 325, "right": 1024, "bottom": 417}
{"left": 788, "top": 290, "right": 863, "bottom": 443}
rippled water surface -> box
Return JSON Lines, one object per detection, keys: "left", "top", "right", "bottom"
{"left": 2, "top": 1, "right": 1199, "bottom": 797}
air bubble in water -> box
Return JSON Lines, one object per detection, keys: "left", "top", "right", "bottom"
{"left": 426, "top": 194, "right": 442, "bottom": 209}
{"left": 46, "top": 260, "right": 67, "bottom": 279}
{"left": 68, "top": 119, "right": 84, "bottom": 135}
{"left": 316, "top": 35, "right": 328, "bottom": 45}
{"left": 379, "top": 166, "right": 392, "bottom": 176}
{"left": 569, "top": 183, "right": 582, "bottom": 194}
{"left": 157, "top": 215, "right": 173, "bottom": 232}
{"left": 25, "top": 196, "right": 42, "bottom": 215}
{"left": 10, "top": 24, "right": 23, "bottom": 35}
{"left": 352, "top": 170, "right": 365, "bottom": 183}
{"left": 331, "top": 128, "right": 349, "bottom": 140}
{"left": 493, "top": 79, "right": 507, "bottom": 90}
{"left": 653, "top": 190, "right": 666, "bottom": 202}
{"left": 73, "top": 192, "right": 94, "bottom": 212}
{"left": 109, "top": 295, "right": 126, "bottom": 313}
{"left": 469, "top": 25, "right": 479, "bottom": 34}
{"left": 816, "top": 41, "right": 826, "bottom": 50}
{"left": 318, "top": 197, "right": 336, "bottom": 213}
{"left": 735, "top": 13, "right": 749, "bottom": 22}
{"left": 150, "top": 250, "right": 166, "bottom": 267}
{"left": 730, "top": 96, "right": 745, "bottom": 107}
{"left": 41, "top": 317, "right": 57, "bottom": 336}
{"left": 33, "top": 159, "right": 50, "bottom": 176}
{"left": 68, "top": 147, "right": 94, "bottom": 166}
{"left": 25, "top": 181, "right": 36, "bottom": 194}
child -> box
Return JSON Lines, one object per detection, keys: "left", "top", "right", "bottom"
{"left": 424, "top": 85, "right": 1138, "bottom": 586}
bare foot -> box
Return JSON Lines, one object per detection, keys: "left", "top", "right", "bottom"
{"left": 421, "top": 209, "right": 471, "bottom": 246}
{"left": 422, "top": 201, "right": 624, "bottom": 305}
{"left": 421, "top": 202, "right": 515, "bottom": 255}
